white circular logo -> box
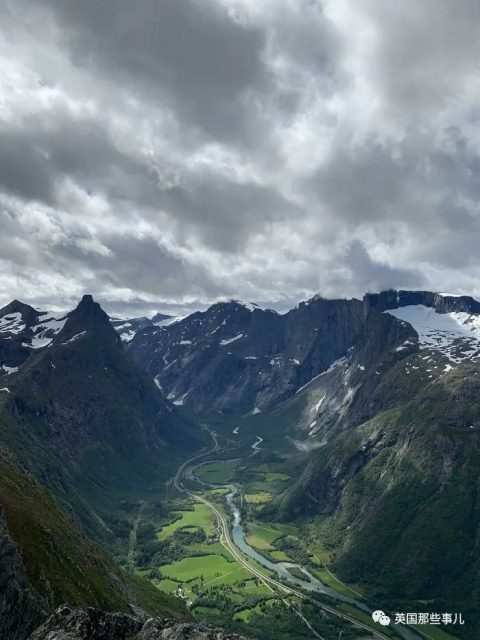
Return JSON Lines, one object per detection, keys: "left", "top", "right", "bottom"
{"left": 372, "top": 610, "right": 391, "bottom": 626}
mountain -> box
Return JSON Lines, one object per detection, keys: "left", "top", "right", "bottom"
{"left": 126, "top": 290, "right": 480, "bottom": 416}
{"left": 0, "top": 295, "right": 205, "bottom": 637}
{"left": 126, "top": 298, "right": 368, "bottom": 413}
{"left": 0, "top": 295, "right": 201, "bottom": 461}
{"left": 249, "top": 290, "right": 480, "bottom": 629}
{"left": 110, "top": 312, "right": 179, "bottom": 343}
{"left": 0, "top": 299, "right": 68, "bottom": 373}
{"left": 124, "top": 288, "right": 480, "bottom": 632}
{"left": 3, "top": 288, "right": 480, "bottom": 638}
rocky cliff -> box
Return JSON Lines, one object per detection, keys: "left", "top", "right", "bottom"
{"left": 28, "top": 605, "right": 249, "bottom": 640}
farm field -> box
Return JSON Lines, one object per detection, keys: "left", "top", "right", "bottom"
{"left": 156, "top": 503, "right": 215, "bottom": 540}
{"left": 245, "top": 522, "right": 299, "bottom": 550}
{"left": 160, "top": 553, "right": 251, "bottom": 585}
{"left": 195, "top": 460, "right": 239, "bottom": 484}
{"left": 156, "top": 578, "right": 180, "bottom": 594}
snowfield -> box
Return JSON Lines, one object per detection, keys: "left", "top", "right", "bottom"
{"left": 385, "top": 305, "right": 480, "bottom": 362}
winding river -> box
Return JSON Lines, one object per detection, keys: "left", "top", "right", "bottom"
{"left": 186, "top": 441, "right": 421, "bottom": 640}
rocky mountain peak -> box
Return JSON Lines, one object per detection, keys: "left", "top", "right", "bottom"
{"left": 0, "top": 299, "right": 40, "bottom": 327}
{"left": 57, "top": 295, "right": 120, "bottom": 347}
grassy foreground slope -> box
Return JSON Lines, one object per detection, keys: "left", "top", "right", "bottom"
{"left": 0, "top": 446, "right": 188, "bottom": 621}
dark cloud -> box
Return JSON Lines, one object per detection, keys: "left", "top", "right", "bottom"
{"left": 46, "top": 0, "right": 269, "bottom": 145}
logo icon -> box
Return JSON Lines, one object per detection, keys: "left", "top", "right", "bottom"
{"left": 372, "top": 610, "right": 391, "bottom": 626}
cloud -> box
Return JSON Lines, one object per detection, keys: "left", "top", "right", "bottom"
{"left": 1, "top": 0, "right": 480, "bottom": 316}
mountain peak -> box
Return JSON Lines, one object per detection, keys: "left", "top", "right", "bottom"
{"left": 73, "top": 294, "right": 108, "bottom": 320}
{"left": 56, "top": 295, "right": 120, "bottom": 347}
{"left": 0, "top": 299, "right": 39, "bottom": 322}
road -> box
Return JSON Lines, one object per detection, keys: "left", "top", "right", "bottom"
{"left": 173, "top": 429, "right": 392, "bottom": 640}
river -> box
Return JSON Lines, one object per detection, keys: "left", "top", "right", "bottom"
{"left": 185, "top": 443, "right": 421, "bottom": 640}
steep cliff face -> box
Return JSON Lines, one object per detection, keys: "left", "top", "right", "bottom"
{"left": 28, "top": 605, "right": 249, "bottom": 640}
{"left": 363, "top": 289, "right": 480, "bottom": 314}
{"left": 127, "top": 297, "right": 367, "bottom": 413}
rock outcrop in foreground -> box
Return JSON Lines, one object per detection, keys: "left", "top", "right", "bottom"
{"left": 28, "top": 605, "right": 249, "bottom": 640}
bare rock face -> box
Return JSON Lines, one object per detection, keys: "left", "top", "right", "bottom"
{"left": 28, "top": 606, "right": 250, "bottom": 640}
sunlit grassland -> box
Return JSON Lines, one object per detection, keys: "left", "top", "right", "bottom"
{"left": 156, "top": 578, "right": 181, "bottom": 594}
{"left": 156, "top": 503, "right": 215, "bottom": 540}
{"left": 159, "top": 553, "right": 250, "bottom": 584}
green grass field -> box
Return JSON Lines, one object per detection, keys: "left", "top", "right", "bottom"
{"left": 413, "top": 624, "right": 459, "bottom": 640}
{"left": 312, "top": 566, "right": 364, "bottom": 599}
{"left": 195, "top": 460, "right": 238, "bottom": 484}
{"left": 205, "top": 487, "right": 230, "bottom": 496}
{"left": 157, "top": 578, "right": 181, "bottom": 594}
{"left": 245, "top": 523, "right": 285, "bottom": 550}
{"left": 160, "top": 553, "right": 250, "bottom": 585}
{"left": 243, "top": 579, "right": 274, "bottom": 596}
{"left": 156, "top": 503, "right": 216, "bottom": 540}
{"left": 245, "top": 491, "right": 272, "bottom": 504}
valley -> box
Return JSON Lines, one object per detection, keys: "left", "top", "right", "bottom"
{"left": 0, "top": 290, "right": 476, "bottom": 639}
{"left": 129, "top": 423, "right": 458, "bottom": 640}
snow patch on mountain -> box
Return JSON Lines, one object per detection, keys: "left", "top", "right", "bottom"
{"left": 220, "top": 333, "right": 244, "bottom": 346}
{"left": 61, "top": 331, "right": 87, "bottom": 345}
{"left": 385, "top": 305, "right": 480, "bottom": 362}
{"left": 153, "top": 315, "right": 184, "bottom": 327}
{"left": 0, "top": 312, "right": 25, "bottom": 334}
{"left": 1, "top": 365, "right": 18, "bottom": 375}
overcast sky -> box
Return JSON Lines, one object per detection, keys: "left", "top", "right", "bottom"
{"left": 1, "top": 0, "right": 480, "bottom": 316}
